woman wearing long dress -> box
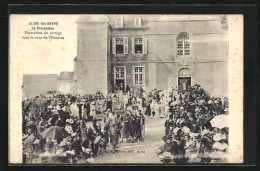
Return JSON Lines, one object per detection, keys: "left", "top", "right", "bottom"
{"left": 90, "top": 101, "right": 96, "bottom": 120}
{"left": 109, "top": 120, "right": 119, "bottom": 153}
{"left": 154, "top": 101, "right": 159, "bottom": 119}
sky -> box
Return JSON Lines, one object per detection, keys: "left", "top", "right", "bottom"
{"left": 10, "top": 14, "right": 79, "bottom": 75}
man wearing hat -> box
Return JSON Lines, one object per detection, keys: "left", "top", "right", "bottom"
{"left": 48, "top": 110, "right": 59, "bottom": 126}
{"left": 56, "top": 140, "right": 67, "bottom": 154}
{"left": 100, "top": 117, "right": 109, "bottom": 153}
{"left": 65, "top": 119, "right": 74, "bottom": 134}
{"left": 33, "top": 139, "right": 43, "bottom": 154}
{"left": 164, "top": 114, "right": 176, "bottom": 136}
{"left": 70, "top": 133, "right": 82, "bottom": 157}
{"left": 172, "top": 128, "right": 186, "bottom": 163}
{"left": 40, "top": 138, "right": 55, "bottom": 157}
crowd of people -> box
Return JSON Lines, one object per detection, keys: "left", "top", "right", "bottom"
{"left": 22, "top": 84, "right": 229, "bottom": 164}
{"left": 22, "top": 89, "right": 147, "bottom": 164}
{"left": 157, "top": 84, "right": 229, "bottom": 164}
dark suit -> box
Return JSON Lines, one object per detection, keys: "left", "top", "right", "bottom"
{"left": 164, "top": 119, "right": 175, "bottom": 135}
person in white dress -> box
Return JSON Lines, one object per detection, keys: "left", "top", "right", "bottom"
{"left": 69, "top": 102, "right": 79, "bottom": 119}
{"left": 90, "top": 100, "right": 96, "bottom": 119}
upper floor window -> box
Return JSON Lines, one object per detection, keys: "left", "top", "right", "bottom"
{"left": 112, "top": 37, "right": 128, "bottom": 55}
{"left": 134, "top": 17, "right": 142, "bottom": 27}
{"left": 115, "top": 17, "right": 123, "bottom": 28}
{"left": 176, "top": 32, "right": 190, "bottom": 57}
{"left": 132, "top": 37, "right": 147, "bottom": 55}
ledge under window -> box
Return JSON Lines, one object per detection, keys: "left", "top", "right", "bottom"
{"left": 113, "top": 54, "right": 126, "bottom": 57}
{"left": 132, "top": 54, "right": 146, "bottom": 57}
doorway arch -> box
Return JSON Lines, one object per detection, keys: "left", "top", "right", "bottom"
{"left": 178, "top": 68, "right": 191, "bottom": 91}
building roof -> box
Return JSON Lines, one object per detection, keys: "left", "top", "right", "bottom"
{"left": 76, "top": 14, "right": 226, "bottom": 23}
{"left": 58, "top": 71, "right": 74, "bottom": 80}
{"left": 75, "top": 15, "right": 228, "bottom": 31}
{"left": 154, "top": 15, "right": 225, "bottom": 22}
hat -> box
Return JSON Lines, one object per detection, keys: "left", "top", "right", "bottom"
{"left": 71, "top": 133, "right": 78, "bottom": 138}
{"left": 201, "top": 129, "right": 211, "bottom": 136}
{"left": 51, "top": 110, "right": 59, "bottom": 116}
{"left": 66, "top": 118, "right": 74, "bottom": 124}
{"left": 182, "top": 126, "right": 191, "bottom": 135}
{"left": 213, "top": 133, "right": 226, "bottom": 142}
{"left": 209, "top": 151, "right": 227, "bottom": 159}
{"left": 33, "top": 139, "right": 40, "bottom": 144}
{"left": 166, "top": 134, "right": 172, "bottom": 140}
{"left": 56, "top": 105, "right": 62, "bottom": 110}
{"left": 85, "top": 148, "right": 92, "bottom": 153}
{"left": 45, "top": 141, "right": 54, "bottom": 151}
{"left": 214, "top": 100, "right": 219, "bottom": 103}
{"left": 195, "top": 107, "right": 200, "bottom": 112}
{"left": 59, "top": 140, "right": 68, "bottom": 147}
{"left": 173, "top": 127, "right": 181, "bottom": 134}
{"left": 81, "top": 99, "right": 87, "bottom": 102}
{"left": 212, "top": 142, "right": 228, "bottom": 151}
{"left": 27, "top": 124, "right": 37, "bottom": 130}
{"left": 162, "top": 152, "right": 172, "bottom": 159}
{"left": 189, "top": 132, "right": 200, "bottom": 138}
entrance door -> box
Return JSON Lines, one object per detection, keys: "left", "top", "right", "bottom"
{"left": 178, "top": 77, "right": 191, "bottom": 91}
{"left": 115, "top": 79, "right": 125, "bottom": 91}
{"left": 114, "top": 66, "right": 126, "bottom": 91}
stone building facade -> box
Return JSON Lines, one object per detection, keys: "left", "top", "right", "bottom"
{"left": 23, "top": 15, "right": 229, "bottom": 99}
{"left": 58, "top": 15, "right": 228, "bottom": 97}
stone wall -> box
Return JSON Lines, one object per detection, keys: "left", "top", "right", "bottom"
{"left": 22, "top": 74, "right": 58, "bottom": 100}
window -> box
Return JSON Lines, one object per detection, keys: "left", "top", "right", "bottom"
{"left": 115, "top": 17, "right": 123, "bottom": 28}
{"left": 133, "top": 66, "right": 144, "bottom": 86}
{"left": 112, "top": 37, "right": 128, "bottom": 55}
{"left": 132, "top": 38, "right": 147, "bottom": 54}
{"left": 115, "top": 67, "right": 125, "bottom": 79}
{"left": 115, "top": 38, "right": 124, "bottom": 54}
{"left": 176, "top": 32, "right": 190, "bottom": 57}
{"left": 134, "top": 17, "right": 142, "bottom": 27}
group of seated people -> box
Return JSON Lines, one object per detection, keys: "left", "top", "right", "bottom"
{"left": 157, "top": 86, "right": 229, "bottom": 164}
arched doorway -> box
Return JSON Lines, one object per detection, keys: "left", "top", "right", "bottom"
{"left": 178, "top": 68, "right": 191, "bottom": 91}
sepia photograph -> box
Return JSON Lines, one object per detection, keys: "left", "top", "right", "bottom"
{"left": 9, "top": 14, "right": 243, "bottom": 164}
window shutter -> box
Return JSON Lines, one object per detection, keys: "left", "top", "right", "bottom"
{"left": 124, "top": 37, "right": 128, "bottom": 54}
{"left": 112, "top": 38, "right": 116, "bottom": 54}
{"left": 134, "top": 17, "right": 142, "bottom": 27}
{"left": 115, "top": 19, "right": 118, "bottom": 28}
{"left": 143, "top": 38, "right": 147, "bottom": 54}
{"left": 132, "top": 37, "right": 135, "bottom": 54}
{"left": 138, "top": 17, "right": 141, "bottom": 27}
{"left": 121, "top": 17, "right": 124, "bottom": 28}
{"left": 134, "top": 18, "right": 138, "bottom": 27}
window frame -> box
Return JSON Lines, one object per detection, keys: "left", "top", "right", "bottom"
{"left": 176, "top": 32, "right": 191, "bottom": 58}
{"left": 115, "top": 17, "right": 124, "bottom": 28}
{"left": 112, "top": 37, "right": 128, "bottom": 55}
{"left": 134, "top": 17, "right": 142, "bottom": 27}
{"left": 115, "top": 38, "right": 124, "bottom": 54}
{"left": 132, "top": 65, "right": 145, "bottom": 86}
{"left": 132, "top": 37, "right": 147, "bottom": 55}
{"left": 114, "top": 66, "right": 126, "bottom": 91}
